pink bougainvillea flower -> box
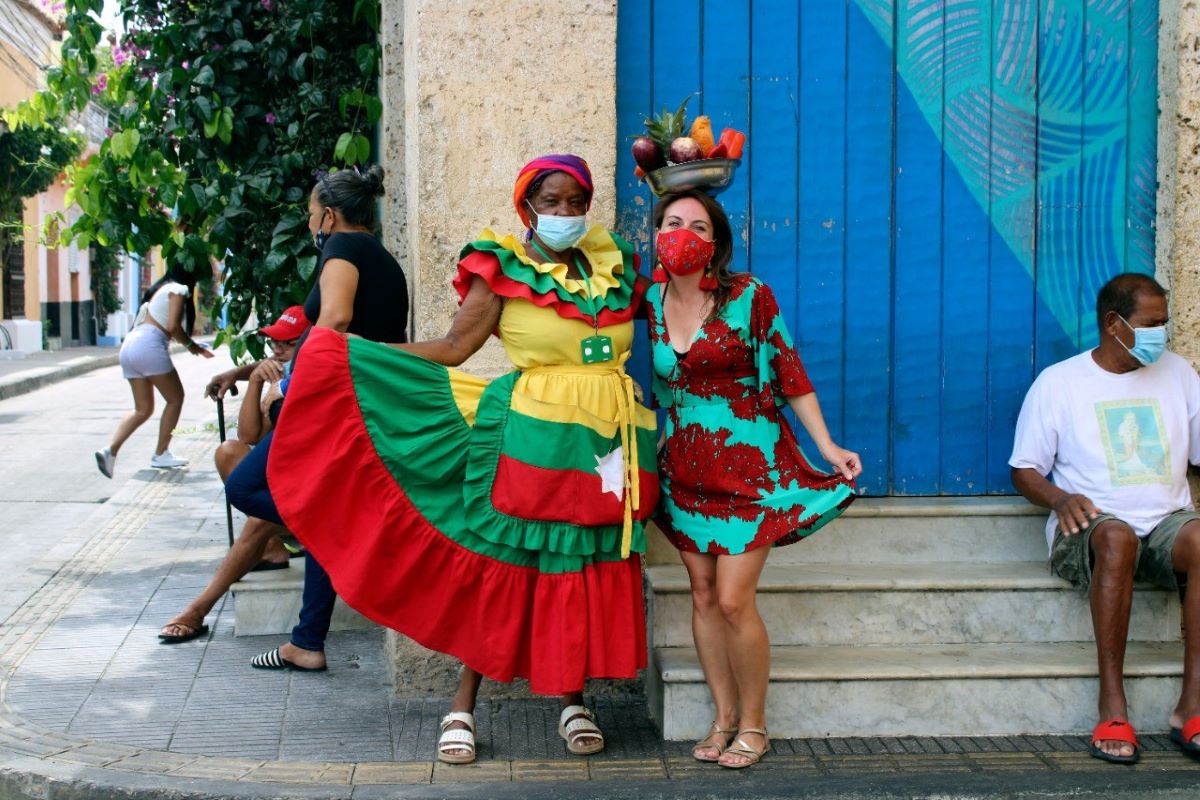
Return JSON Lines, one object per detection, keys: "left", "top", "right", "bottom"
{"left": 265, "top": 112, "right": 278, "bottom": 125}
{"left": 92, "top": 74, "right": 108, "bottom": 95}
{"left": 261, "top": 0, "right": 275, "bottom": 10}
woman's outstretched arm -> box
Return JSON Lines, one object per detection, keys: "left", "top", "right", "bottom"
{"left": 388, "top": 276, "right": 501, "bottom": 367}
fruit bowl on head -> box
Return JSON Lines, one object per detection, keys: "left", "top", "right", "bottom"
{"left": 645, "top": 158, "right": 740, "bottom": 198}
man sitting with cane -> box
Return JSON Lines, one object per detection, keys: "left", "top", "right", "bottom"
{"left": 158, "top": 306, "right": 310, "bottom": 644}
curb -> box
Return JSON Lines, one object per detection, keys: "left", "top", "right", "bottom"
{"left": 0, "top": 340, "right": 200, "bottom": 401}
{"left": 0, "top": 353, "right": 121, "bottom": 401}
{"left": 3, "top": 749, "right": 1200, "bottom": 800}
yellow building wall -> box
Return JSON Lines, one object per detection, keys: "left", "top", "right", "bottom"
{"left": 1, "top": 34, "right": 50, "bottom": 322}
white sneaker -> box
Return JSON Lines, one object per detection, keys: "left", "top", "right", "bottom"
{"left": 150, "top": 451, "right": 189, "bottom": 469}
{"left": 94, "top": 447, "right": 115, "bottom": 478}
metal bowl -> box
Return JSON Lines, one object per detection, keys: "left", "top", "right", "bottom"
{"left": 645, "top": 158, "right": 741, "bottom": 197}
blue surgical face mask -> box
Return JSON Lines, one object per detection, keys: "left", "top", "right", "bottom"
{"left": 528, "top": 203, "right": 587, "bottom": 252}
{"left": 1118, "top": 315, "right": 1167, "bottom": 366}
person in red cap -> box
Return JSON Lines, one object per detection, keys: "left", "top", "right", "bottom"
{"left": 158, "top": 305, "right": 311, "bottom": 643}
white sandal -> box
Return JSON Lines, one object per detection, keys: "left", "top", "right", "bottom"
{"left": 558, "top": 704, "right": 604, "bottom": 755}
{"left": 437, "top": 711, "right": 476, "bottom": 764}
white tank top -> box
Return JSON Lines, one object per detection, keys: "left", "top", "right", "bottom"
{"left": 134, "top": 282, "right": 189, "bottom": 328}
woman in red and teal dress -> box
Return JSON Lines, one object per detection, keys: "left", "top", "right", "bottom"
{"left": 266, "top": 155, "right": 657, "bottom": 763}
{"left": 645, "top": 190, "right": 860, "bottom": 769}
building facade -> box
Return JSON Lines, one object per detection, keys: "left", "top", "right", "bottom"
{"left": 1, "top": 0, "right": 117, "bottom": 351}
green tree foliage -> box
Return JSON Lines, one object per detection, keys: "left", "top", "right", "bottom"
{"left": 88, "top": 243, "right": 122, "bottom": 334}
{"left": 8, "top": 0, "right": 381, "bottom": 360}
{"left": 0, "top": 122, "right": 83, "bottom": 269}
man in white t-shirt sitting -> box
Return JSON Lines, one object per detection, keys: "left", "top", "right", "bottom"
{"left": 1011, "top": 273, "right": 1200, "bottom": 765}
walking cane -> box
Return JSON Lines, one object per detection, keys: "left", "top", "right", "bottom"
{"left": 216, "top": 385, "right": 238, "bottom": 548}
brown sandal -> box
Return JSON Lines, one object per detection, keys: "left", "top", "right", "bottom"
{"left": 718, "top": 728, "right": 769, "bottom": 769}
{"left": 692, "top": 721, "right": 739, "bottom": 762}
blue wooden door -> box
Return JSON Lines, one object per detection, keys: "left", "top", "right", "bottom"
{"left": 616, "top": 0, "right": 1159, "bottom": 496}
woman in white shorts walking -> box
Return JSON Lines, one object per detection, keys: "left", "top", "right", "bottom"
{"left": 95, "top": 267, "right": 213, "bottom": 477}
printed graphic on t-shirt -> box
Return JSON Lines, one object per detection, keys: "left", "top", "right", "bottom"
{"left": 1095, "top": 399, "right": 1171, "bottom": 486}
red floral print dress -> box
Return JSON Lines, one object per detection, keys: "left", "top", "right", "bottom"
{"left": 646, "top": 273, "right": 855, "bottom": 554}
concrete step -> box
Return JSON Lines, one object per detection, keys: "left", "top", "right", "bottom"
{"left": 231, "top": 560, "right": 376, "bottom": 636}
{"left": 646, "top": 562, "right": 1181, "bottom": 647}
{"left": 646, "top": 496, "right": 1049, "bottom": 566}
{"left": 648, "top": 641, "right": 1185, "bottom": 740}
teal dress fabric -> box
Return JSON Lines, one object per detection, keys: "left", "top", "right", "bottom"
{"left": 646, "top": 273, "right": 855, "bottom": 555}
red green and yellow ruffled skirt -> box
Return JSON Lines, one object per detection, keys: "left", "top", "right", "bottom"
{"left": 267, "top": 327, "right": 659, "bottom": 694}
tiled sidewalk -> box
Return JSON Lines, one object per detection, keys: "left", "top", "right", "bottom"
{"left": 3, "top": 432, "right": 1200, "bottom": 798}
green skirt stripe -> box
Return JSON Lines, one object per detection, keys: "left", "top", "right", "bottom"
{"left": 465, "top": 372, "right": 647, "bottom": 568}
{"left": 502, "top": 407, "right": 658, "bottom": 474}
{"left": 348, "top": 338, "right": 644, "bottom": 574}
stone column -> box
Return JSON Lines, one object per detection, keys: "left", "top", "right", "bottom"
{"left": 378, "top": 0, "right": 619, "bottom": 696}
{"left": 1157, "top": 0, "right": 1200, "bottom": 364}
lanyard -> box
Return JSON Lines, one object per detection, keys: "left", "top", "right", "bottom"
{"left": 528, "top": 239, "right": 601, "bottom": 335}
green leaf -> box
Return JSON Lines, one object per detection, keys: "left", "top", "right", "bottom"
{"left": 364, "top": 95, "right": 382, "bottom": 125}
{"left": 218, "top": 107, "right": 234, "bottom": 145}
{"left": 296, "top": 253, "right": 318, "bottom": 280}
{"left": 203, "top": 115, "right": 219, "bottom": 139}
{"left": 193, "top": 64, "right": 215, "bottom": 87}
{"left": 193, "top": 95, "right": 214, "bottom": 123}
{"left": 355, "top": 44, "right": 377, "bottom": 76}
{"left": 265, "top": 249, "right": 290, "bottom": 271}
{"left": 191, "top": 184, "right": 208, "bottom": 214}
{"left": 230, "top": 39, "right": 254, "bottom": 54}
{"left": 354, "top": 134, "right": 370, "bottom": 164}
{"left": 272, "top": 215, "right": 304, "bottom": 237}
{"left": 111, "top": 129, "right": 140, "bottom": 158}
{"left": 333, "top": 131, "right": 353, "bottom": 162}
{"left": 288, "top": 53, "right": 309, "bottom": 82}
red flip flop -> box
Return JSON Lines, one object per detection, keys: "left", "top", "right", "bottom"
{"left": 1090, "top": 719, "right": 1139, "bottom": 764}
{"left": 1169, "top": 716, "right": 1200, "bottom": 758}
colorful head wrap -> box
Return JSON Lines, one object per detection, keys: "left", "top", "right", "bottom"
{"left": 513, "top": 154, "right": 594, "bottom": 229}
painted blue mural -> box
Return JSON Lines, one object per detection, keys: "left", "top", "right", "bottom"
{"left": 616, "top": 0, "right": 1159, "bottom": 496}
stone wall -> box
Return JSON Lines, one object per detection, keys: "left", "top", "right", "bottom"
{"left": 1157, "top": 0, "right": 1200, "bottom": 364}
{"left": 380, "top": 0, "right": 623, "bottom": 698}
{"left": 390, "top": 0, "right": 617, "bottom": 377}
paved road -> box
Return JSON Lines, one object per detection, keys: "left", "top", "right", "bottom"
{"left": 0, "top": 348, "right": 237, "bottom": 622}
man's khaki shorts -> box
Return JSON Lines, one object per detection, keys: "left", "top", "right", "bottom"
{"left": 1049, "top": 509, "right": 1200, "bottom": 591}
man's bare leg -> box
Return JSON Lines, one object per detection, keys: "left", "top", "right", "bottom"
{"left": 160, "top": 517, "right": 284, "bottom": 637}
{"left": 1170, "top": 521, "right": 1200, "bottom": 746}
{"left": 1089, "top": 520, "right": 1139, "bottom": 759}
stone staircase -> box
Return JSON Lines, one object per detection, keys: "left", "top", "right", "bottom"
{"left": 644, "top": 497, "right": 1185, "bottom": 739}
{"left": 230, "top": 559, "right": 375, "bottom": 636}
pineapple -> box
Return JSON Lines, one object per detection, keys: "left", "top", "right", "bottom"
{"left": 644, "top": 97, "right": 691, "bottom": 154}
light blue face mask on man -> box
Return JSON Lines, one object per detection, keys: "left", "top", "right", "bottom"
{"left": 528, "top": 203, "right": 587, "bottom": 252}
{"left": 1118, "top": 315, "right": 1167, "bottom": 366}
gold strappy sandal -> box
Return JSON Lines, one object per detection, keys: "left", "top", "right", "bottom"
{"left": 692, "top": 721, "right": 739, "bottom": 762}
{"left": 718, "top": 727, "right": 770, "bottom": 769}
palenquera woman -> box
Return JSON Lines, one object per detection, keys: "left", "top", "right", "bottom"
{"left": 266, "top": 154, "right": 658, "bottom": 763}
{"left": 646, "top": 189, "right": 860, "bottom": 768}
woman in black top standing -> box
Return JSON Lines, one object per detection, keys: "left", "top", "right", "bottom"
{"left": 226, "top": 165, "right": 409, "bottom": 671}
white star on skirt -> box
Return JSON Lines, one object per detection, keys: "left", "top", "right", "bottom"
{"left": 594, "top": 447, "right": 625, "bottom": 501}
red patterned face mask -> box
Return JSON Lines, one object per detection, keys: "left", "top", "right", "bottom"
{"left": 655, "top": 228, "right": 715, "bottom": 277}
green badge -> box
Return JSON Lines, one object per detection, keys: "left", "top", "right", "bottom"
{"left": 581, "top": 334, "right": 614, "bottom": 364}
